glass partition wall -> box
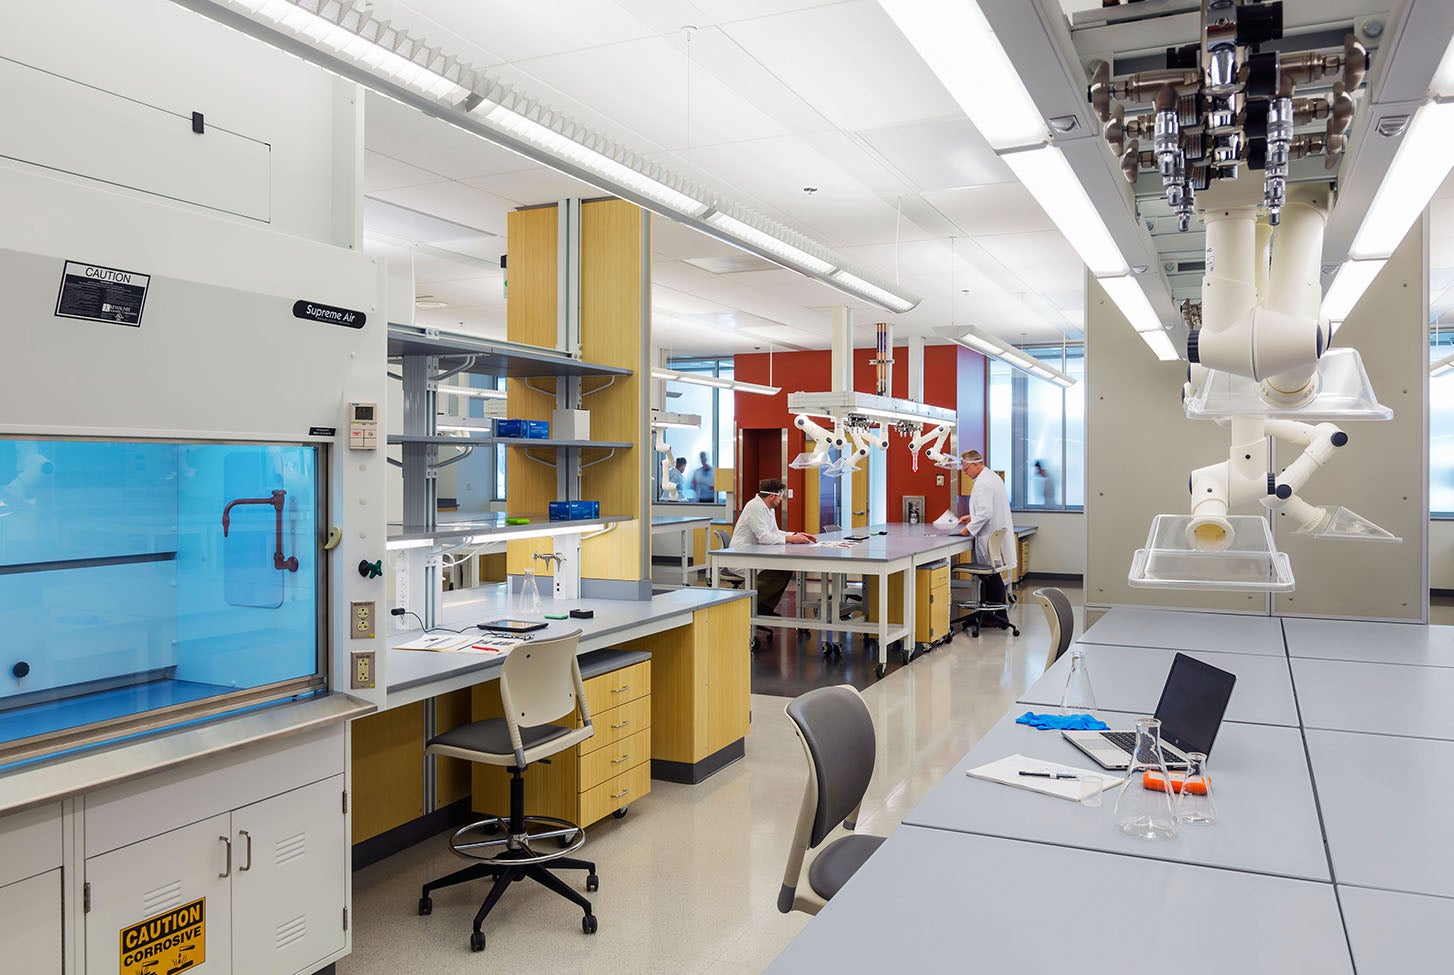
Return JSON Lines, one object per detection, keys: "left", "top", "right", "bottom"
{"left": 0, "top": 438, "right": 327, "bottom": 767}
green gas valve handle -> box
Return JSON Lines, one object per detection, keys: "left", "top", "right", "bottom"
{"left": 358, "top": 559, "right": 383, "bottom": 580}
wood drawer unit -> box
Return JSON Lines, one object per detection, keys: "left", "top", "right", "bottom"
{"left": 472, "top": 652, "right": 651, "bottom": 830}
{"left": 915, "top": 563, "right": 951, "bottom": 645}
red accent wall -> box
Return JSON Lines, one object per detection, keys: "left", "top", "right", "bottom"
{"left": 733, "top": 345, "right": 989, "bottom": 529}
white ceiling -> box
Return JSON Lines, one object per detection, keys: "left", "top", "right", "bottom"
{"left": 358, "top": 0, "right": 1095, "bottom": 356}
{"left": 356, "top": 0, "right": 1445, "bottom": 357}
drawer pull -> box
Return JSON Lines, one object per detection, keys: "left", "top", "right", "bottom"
{"left": 611, "top": 685, "right": 632, "bottom": 694}
{"left": 611, "top": 720, "right": 630, "bottom": 730}
{"left": 611, "top": 754, "right": 632, "bottom": 765}
{"left": 611, "top": 789, "right": 630, "bottom": 800}
{"left": 218, "top": 836, "right": 232, "bottom": 878}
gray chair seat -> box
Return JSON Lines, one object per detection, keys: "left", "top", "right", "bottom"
{"left": 807, "top": 833, "right": 886, "bottom": 901}
{"left": 428, "top": 718, "right": 571, "bottom": 759}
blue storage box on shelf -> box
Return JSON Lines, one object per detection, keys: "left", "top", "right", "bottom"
{"left": 493, "top": 418, "right": 526, "bottom": 438}
{"left": 549, "top": 501, "right": 601, "bottom": 521}
{"left": 524, "top": 420, "right": 551, "bottom": 439}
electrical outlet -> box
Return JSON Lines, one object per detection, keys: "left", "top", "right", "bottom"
{"left": 351, "top": 651, "right": 375, "bottom": 689}
{"left": 936, "top": 474, "right": 945, "bottom": 486}
{"left": 351, "top": 600, "right": 374, "bottom": 639}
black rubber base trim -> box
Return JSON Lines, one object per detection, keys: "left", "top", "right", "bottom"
{"left": 651, "top": 739, "right": 746, "bottom": 785}
{"left": 352, "top": 798, "right": 472, "bottom": 870}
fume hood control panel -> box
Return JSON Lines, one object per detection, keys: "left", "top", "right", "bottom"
{"left": 348, "top": 402, "right": 378, "bottom": 449}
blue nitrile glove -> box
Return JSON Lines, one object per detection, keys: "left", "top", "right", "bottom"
{"left": 1015, "top": 711, "right": 1110, "bottom": 731}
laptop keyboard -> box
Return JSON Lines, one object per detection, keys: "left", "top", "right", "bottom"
{"left": 1103, "top": 731, "right": 1186, "bottom": 765}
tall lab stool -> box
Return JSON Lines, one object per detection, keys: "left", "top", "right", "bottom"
{"left": 417, "top": 629, "right": 600, "bottom": 951}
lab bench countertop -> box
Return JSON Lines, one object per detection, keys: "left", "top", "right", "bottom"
{"left": 711, "top": 523, "right": 973, "bottom": 564}
{"left": 384, "top": 585, "right": 751, "bottom": 708}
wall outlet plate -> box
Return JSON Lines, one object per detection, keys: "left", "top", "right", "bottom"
{"left": 351, "top": 651, "right": 375, "bottom": 689}
{"left": 351, "top": 600, "right": 374, "bottom": 639}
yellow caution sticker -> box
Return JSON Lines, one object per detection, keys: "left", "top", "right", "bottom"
{"left": 120, "top": 897, "right": 205, "bottom": 975}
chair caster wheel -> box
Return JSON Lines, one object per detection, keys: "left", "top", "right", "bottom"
{"left": 1011, "top": 626, "right": 1020, "bottom": 637}
{"left": 749, "top": 636, "right": 760, "bottom": 653}
{"left": 583, "top": 914, "right": 599, "bottom": 935}
{"left": 875, "top": 663, "right": 886, "bottom": 678}
{"left": 613, "top": 805, "right": 629, "bottom": 820}
{"left": 470, "top": 930, "right": 485, "bottom": 952}
{"left": 558, "top": 834, "right": 575, "bottom": 848}
{"left": 418, "top": 896, "right": 432, "bottom": 916}
{"left": 586, "top": 873, "right": 600, "bottom": 892}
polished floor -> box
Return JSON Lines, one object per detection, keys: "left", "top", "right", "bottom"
{"left": 340, "top": 584, "right": 1079, "bottom": 975}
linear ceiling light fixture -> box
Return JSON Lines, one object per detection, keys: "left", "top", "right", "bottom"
{"left": 1321, "top": 258, "right": 1387, "bottom": 333}
{"left": 183, "top": 0, "right": 918, "bottom": 313}
{"left": 954, "top": 326, "right": 1077, "bottom": 389}
{"left": 1432, "top": 353, "right": 1454, "bottom": 377}
{"left": 1001, "top": 146, "right": 1130, "bottom": 278}
{"left": 652, "top": 367, "right": 780, "bottom": 397}
{"left": 1096, "top": 274, "right": 1177, "bottom": 361}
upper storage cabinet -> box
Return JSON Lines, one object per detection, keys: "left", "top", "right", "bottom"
{"left": 0, "top": 438, "right": 326, "bottom": 766}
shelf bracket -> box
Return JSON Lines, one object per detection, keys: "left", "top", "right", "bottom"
{"left": 432, "top": 355, "right": 478, "bottom": 382}
{"left": 580, "top": 448, "right": 617, "bottom": 470}
{"left": 523, "top": 450, "right": 558, "bottom": 469}
{"left": 581, "top": 376, "right": 616, "bottom": 398}
{"left": 429, "top": 444, "right": 475, "bottom": 471}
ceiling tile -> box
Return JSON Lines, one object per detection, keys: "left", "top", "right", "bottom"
{"left": 461, "top": 167, "right": 603, "bottom": 207}
{"left": 364, "top": 150, "right": 449, "bottom": 193}
{"left": 690, "top": 0, "right": 842, "bottom": 22}
{"left": 977, "top": 231, "right": 1085, "bottom": 294}
{"left": 370, "top": 182, "right": 518, "bottom": 238}
{"left": 386, "top": 0, "right": 654, "bottom": 64}
{"left": 363, "top": 196, "right": 498, "bottom": 244}
{"left": 651, "top": 215, "right": 745, "bottom": 261}
{"left": 923, "top": 183, "right": 1058, "bottom": 238}
{"left": 720, "top": 1, "right": 961, "bottom": 131}
{"left": 858, "top": 118, "right": 1012, "bottom": 193}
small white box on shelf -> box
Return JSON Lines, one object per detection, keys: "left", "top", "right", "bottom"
{"left": 552, "top": 409, "right": 591, "bottom": 440}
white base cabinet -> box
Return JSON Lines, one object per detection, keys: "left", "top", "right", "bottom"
{"left": 0, "top": 869, "right": 63, "bottom": 974}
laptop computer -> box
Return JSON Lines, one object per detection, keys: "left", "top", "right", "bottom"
{"left": 1062, "top": 652, "right": 1237, "bottom": 771}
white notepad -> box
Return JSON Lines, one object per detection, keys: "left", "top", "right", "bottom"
{"left": 966, "top": 754, "right": 1125, "bottom": 802}
{"left": 395, "top": 634, "right": 480, "bottom": 652}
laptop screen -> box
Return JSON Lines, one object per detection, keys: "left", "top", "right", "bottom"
{"left": 1151, "top": 653, "right": 1238, "bottom": 756}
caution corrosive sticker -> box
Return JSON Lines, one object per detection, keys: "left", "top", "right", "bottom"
{"left": 120, "top": 897, "right": 205, "bottom": 975}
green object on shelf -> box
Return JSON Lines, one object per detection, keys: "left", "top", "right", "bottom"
{"left": 505, "top": 517, "right": 531, "bottom": 525}
{"left": 544, "top": 612, "right": 569, "bottom": 620}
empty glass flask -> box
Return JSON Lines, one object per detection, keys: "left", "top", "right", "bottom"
{"left": 514, "top": 568, "right": 542, "bottom": 615}
{"left": 1113, "top": 717, "right": 1179, "bottom": 840}
{"left": 1060, "top": 649, "right": 1097, "bottom": 713}
{"left": 1176, "top": 752, "right": 1217, "bottom": 825}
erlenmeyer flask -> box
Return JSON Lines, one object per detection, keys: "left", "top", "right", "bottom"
{"left": 1059, "top": 649, "right": 1097, "bottom": 713}
{"left": 1176, "top": 752, "right": 1217, "bottom": 825}
{"left": 1113, "top": 717, "right": 1178, "bottom": 840}
{"left": 514, "top": 568, "right": 542, "bottom": 615}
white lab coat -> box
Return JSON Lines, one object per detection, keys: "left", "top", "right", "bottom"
{"left": 731, "top": 495, "right": 787, "bottom": 547}
{"left": 966, "top": 469, "right": 1018, "bottom": 571}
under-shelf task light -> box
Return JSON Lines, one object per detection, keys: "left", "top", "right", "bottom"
{"left": 432, "top": 385, "right": 508, "bottom": 400}
{"left": 652, "top": 368, "right": 781, "bottom": 397}
{"left": 651, "top": 409, "right": 703, "bottom": 429}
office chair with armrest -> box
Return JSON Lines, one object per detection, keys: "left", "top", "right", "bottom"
{"left": 779, "top": 685, "right": 886, "bottom": 916}
{"left": 1034, "top": 586, "right": 1075, "bottom": 670}
{"left": 418, "top": 630, "right": 600, "bottom": 951}
{"left": 950, "top": 527, "right": 1020, "bottom": 638}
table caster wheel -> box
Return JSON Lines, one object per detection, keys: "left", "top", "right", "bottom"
{"left": 750, "top": 636, "right": 760, "bottom": 653}
{"left": 613, "top": 805, "right": 629, "bottom": 819}
{"left": 583, "top": 914, "right": 599, "bottom": 935}
{"left": 470, "top": 930, "right": 485, "bottom": 952}
{"left": 418, "top": 896, "right": 432, "bottom": 916}
{"left": 586, "top": 873, "right": 600, "bottom": 892}
{"left": 875, "top": 663, "right": 887, "bottom": 678}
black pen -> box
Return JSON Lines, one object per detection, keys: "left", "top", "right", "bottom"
{"left": 1018, "top": 770, "right": 1079, "bottom": 780}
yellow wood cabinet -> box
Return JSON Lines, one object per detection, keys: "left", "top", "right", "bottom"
{"left": 471, "top": 659, "right": 653, "bottom": 829}
{"left": 915, "top": 563, "right": 951, "bottom": 646}
{"left": 864, "top": 571, "right": 906, "bottom": 625}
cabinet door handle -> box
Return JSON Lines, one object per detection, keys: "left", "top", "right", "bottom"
{"left": 611, "top": 685, "right": 631, "bottom": 694}
{"left": 610, "top": 720, "right": 630, "bottom": 730}
{"left": 611, "top": 788, "right": 630, "bottom": 800}
{"left": 238, "top": 830, "right": 253, "bottom": 872}
{"left": 611, "top": 754, "right": 631, "bottom": 765}
{"left": 219, "top": 836, "right": 232, "bottom": 878}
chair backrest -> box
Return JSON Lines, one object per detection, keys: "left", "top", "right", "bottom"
{"left": 785, "top": 685, "right": 876, "bottom": 848}
{"left": 500, "top": 629, "right": 587, "bottom": 732}
{"left": 822, "top": 524, "right": 842, "bottom": 534}
{"left": 712, "top": 528, "right": 731, "bottom": 549}
{"left": 1034, "top": 587, "right": 1075, "bottom": 666}
{"left": 986, "top": 527, "right": 1009, "bottom": 569}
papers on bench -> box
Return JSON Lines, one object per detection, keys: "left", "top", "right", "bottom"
{"left": 396, "top": 633, "right": 528, "bottom": 655}
{"left": 967, "top": 754, "right": 1125, "bottom": 802}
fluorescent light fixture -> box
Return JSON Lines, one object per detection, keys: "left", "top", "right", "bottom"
{"left": 1321, "top": 259, "right": 1386, "bottom": 328}
{"left": 1001, "top": 146, "right": 1129, "bottom": 277}
{"left": 651, "top": 409, "right": 702, "bottom": 429}
{"left": 954, "top": 326, "right": 1078, "bottom": 387}
{"left": 1432, "top": 353, "right": 1454, "bottom": 377}
{"left": 878, "top": 0, "right": 1048, "bottom": 151}
{"left": 828, "top": 271, "right": 917, "bottom": 314}
{"left": 1139, "top": 329, "right": 1179, "bottom": 362}
{"left": 1098, "top": 274, "right": 1164, "bottom": 333}
{"left": 236, "top": 0, "right": 470, "bottom": 101}
{"left": 1349, "top": 100, "right": 1454, "bottom": 259}
{"left": 385, "top": 538, "right": 434, "bottom": 551}
{"left": 433, "top": 385, "right": 507, "bottom": 400}
{"left": 705, "top": 213, "right": 836, "bottom": 276}
{"left": 653, "top": 368, "right": 781, "bottom": 396}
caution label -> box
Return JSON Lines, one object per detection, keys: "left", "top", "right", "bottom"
{"left": 55, "top": 260, "right": 150, "bottom": 327}
{"left": 120, "top": 897, "right": 205, "bottom": 975}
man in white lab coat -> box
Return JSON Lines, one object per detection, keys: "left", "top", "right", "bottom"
{"left": 731, "top": 477, "right": 815, "bottom": 616}
{"left": 956, "top": 450, "right": 1017, "bottom": 628}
